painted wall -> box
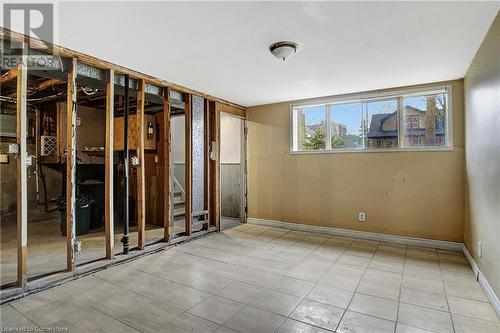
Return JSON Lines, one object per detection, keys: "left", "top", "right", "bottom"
{"left": 220, "top": 113, "right": 243, "bottom": 218}
{"left": 464, "top": 13, "right": 500, "bottom": 299}
{"left": 220, "top": 113, "right": 242, "bottom": 164}
{"left": 247, "top": 80, "right": 465, "bottom": 242}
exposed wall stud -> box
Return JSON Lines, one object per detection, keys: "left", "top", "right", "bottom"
{"left": 16, "top": 42, "right": 28, "bottom": 289}
{"left": 66, "top": 58, "right": 78, "bottom": 271}
{"left": 185, "top": 94, "right": 192, "bottom": 235}
{"left": 163, "top": 87, "right": 170, "bottom": 242}
{"left": 105, "top": 69, "right": 115, "bottom": 258}
{"left": 136, "top": 79, "right": 146, "bottom": 249}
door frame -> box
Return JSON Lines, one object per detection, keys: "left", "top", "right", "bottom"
{"left": 219, "top": 111, "right": 248, "bottom": 225}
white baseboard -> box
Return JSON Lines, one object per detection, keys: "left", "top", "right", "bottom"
{"left": 248, "top": 218, "right": 463, "bottom": 251}
{"left": 463, "top": 245, "right": 500, "bottom": 318}
{"left": 247, "top": 217, "right": 500, "bottom": 318}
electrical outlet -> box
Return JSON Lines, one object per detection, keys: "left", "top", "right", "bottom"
{"left": 478, "top": 241, "right": 482, "bottom": 257}
{"left": 358, "top": 212, "right": 366, "bottom": 222}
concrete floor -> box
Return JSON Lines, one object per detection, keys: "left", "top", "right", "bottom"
{"left": 0, "top": 210, "right": 164, "bottom": 286}
{"left": 2, "top": 224, "right": 499, "bottom": 332}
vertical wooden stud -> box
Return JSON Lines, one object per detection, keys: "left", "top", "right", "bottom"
{"left": 16, "top": 43, "right": 28, "bottom": 289}
{"left": 105, "top": 69, "right": 115, "bottom": 258}
{"left": 136, "top": 79, "right": 146, "bottom": 249}
{"left": 185, "top": 94, "right": 192, "bottom": 236}
{"left": 209, "top": 102, "right": 220, "bottom": 229}
{"left": 203, "top": 100, "right": 209, "bottom": 225}
{"left": 163, "top": 88, "right": 170, "bottom": 241}
{"left": 66, "top": 58, "right": 77, "bottom": 271}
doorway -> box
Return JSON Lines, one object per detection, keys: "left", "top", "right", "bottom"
{"left": 219, "top": 112, "right": 246, "bottom": 231}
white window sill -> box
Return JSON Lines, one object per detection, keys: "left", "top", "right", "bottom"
{"left": 289, "top": 146, "right": 455, "bottom": 155}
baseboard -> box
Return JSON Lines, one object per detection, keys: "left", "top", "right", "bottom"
{"left": 463, "top": 245, "right": 500, "bottom": 318}
{"left": 248, "top": 218, "right": 463, "bottom": 251}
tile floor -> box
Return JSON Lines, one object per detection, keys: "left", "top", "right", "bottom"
{"left": 1, "top": 224, "right": 499, "bottom": 333}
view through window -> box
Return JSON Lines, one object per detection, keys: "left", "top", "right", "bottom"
{"left": 292, "top": 87, "right": 450, "bottom": 152}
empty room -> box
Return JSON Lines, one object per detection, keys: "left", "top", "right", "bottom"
{"left": 1, "top": 1, "right": 499, "bottom": 333}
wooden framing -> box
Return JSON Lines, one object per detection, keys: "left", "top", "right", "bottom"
{"left": 1, "top": 69, "right": 17, "bottom": 85}
{"left": 163, "top": 88, "right": 170, "bottom": 241}
{"left": 208, "top": 101, "right": 220, "bottom": 229}
{"left": 2, "top": 27, "right": 247, "bottom": 294}
{"left": 105, "top": 69, "right": 115, "bottom": 259}
{"left": 203, "top": 99, "right": 210, "bottom": 226}
{"left": 16, "top": 47, "right": 28, "bottom": 289}
{"left": 66, "top": 58, "right": 78, "bottom": 271}
{"left": 1, "top": 28, "right": 245, "bottom": 111}
{"left": 184, "top": 94, "right": 192, "bottom": 236}
{"left": 217, "top": 102, "right": 246, "bottom": 118}
{"left": 136, "top": 79, "right": 146, "bottom": 249}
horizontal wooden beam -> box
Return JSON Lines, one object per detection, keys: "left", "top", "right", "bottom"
{"left": 217, "top": 102, "right": 246, "bottom": 118}
{"left": 1, "top": 70, "right": 17, "bottom": 85}
{"left": 30, "top": 78, "right": 62, "bottom": 93}
{"left": 1, "top": 27, "right": 246, "bottom": 111}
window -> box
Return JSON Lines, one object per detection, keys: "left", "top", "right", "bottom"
{"left": 402, "top": 92, "right": 447, "bottom": 147}
{"left": 330, "top": 103, "right": 363, "bottom": 149}
{"left": 365, "top": 99, "right": 398, "bottom": 149}
{"left": 293, "top": 105, "right": 326, "bottom": 151}
{"left": 291, "top": 86, "right": 451, "bottom": 152}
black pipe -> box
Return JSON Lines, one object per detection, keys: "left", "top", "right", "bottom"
{"left": 121, "top": 74, "right": 130, "bottom": 254}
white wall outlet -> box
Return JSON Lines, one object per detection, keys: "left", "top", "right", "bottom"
{"left": 358, "top": 211, "right": 366, "bottom": 222}
{"left": 478, "top": 241, "right": 482, "bottom": 257}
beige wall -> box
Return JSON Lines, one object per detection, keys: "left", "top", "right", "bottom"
{"left": 464, "top": 14, "right": 500, "bottom": 298}
{"left": 247, "top": 80, "right": 465, "bottom": 242}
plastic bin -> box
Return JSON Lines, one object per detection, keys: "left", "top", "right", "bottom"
{"left": 57, "top": 196, "right": 93, "bottom": 236}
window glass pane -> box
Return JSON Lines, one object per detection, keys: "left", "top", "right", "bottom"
{"left": 366, "top": 99, "right": 398, "bottom": 148}
{"left": 403, "top": 93, "right": 447, "bottom": 147}
{"left": 330, "top": 103, "right": 363, "bottom": 149}
{"left": 296, "top": 106, "right": 326, "bottom": 150}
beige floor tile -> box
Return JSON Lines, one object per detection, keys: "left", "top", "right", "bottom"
{"left": 452, "top": 314, "right": 500, "bottom": 333}
{"left": 250, "top": 288, "right": 302, "bottom": 316}
{"left": 398, "top": 303, "right": 453, "bottom": 333}
{"left": 290, "top": 299, "right": 344, "bottom": 331}
{"left": 348, "top": 293, "right": 398, "bottom": 321}
{"left": 119, "top": 301, "right": 183, "bottom": 333}
{"left": 369, "top": 259, "right": 404, "bottom": 274}
{"left": 447, "top": 296, "right": 499, "bottom": 322}
{"left": 286, "top": 265, "right": 327, "bottom": 282}
{"left": 318, "top": 270, "right": 362, "bottom": 291}
{"left": 337, "top": 311, "right": 395, "bottom": 333}
{"left": 215, "top": 280, "right": 264, "bottom": 304}
{"left": 444, "top": 279, "right": 489, "bottom": 302}
{"left": 400, "top": 287, "right": 448, "bottom": 311}
{"left": 395, "top": 323, "right": 436, "bottom": 332}
{"left": 164, "top": 312, "right": 219, "bottom": 333}
{"left": 267, "top": 276, "right": 315, "bottom": 298}
{"left": 401, "top": 275, "right": 444, "bottom": 294}
{"left": 277, "top": 319, "right": 332, "bottom": 333}
{"left": 215, "top": 326, "right": 239, "bottom": 333}
{"left": 188, "top": 296, "right": 245, "bottom": 325}
{"left": 306, "top": 284, "right": 354, "bottom": 309}
{"left": 0, "top": 304, "right": 38, "bottom": 330}
{"left": 336, "top": 254, "right": 371, "bottom": 268}
{"left": 357, "top": 269, "right": 402, "bottom": 300}
{"left": 224, "top": 306, "right": 285, "bottom": 333}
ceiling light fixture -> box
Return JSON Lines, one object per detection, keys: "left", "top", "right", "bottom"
{"left": 269, "top": 41, "right": 298, "bottom": 61}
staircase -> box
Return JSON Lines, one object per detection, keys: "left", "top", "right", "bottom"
{"left": 172, "top": 178, "right": 186, "bottom": 224}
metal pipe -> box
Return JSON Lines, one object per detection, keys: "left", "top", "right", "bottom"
{"left": 122, "top": 74, "right": 130, "bottom": 254}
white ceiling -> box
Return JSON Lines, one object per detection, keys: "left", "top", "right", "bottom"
{"left": 54, "top": 1, "right": 499, "bottom": 106}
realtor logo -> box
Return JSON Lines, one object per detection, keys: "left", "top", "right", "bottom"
{"left": 3, "top": 3, "right": 54, "bottom": 49}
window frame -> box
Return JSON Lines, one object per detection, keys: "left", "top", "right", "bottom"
{"left": 289, "top": 85, "right": 453, "bottom": 154}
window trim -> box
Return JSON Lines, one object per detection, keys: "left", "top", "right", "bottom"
{"left": 289, "top": 85, "right": 453, "bottom": 154}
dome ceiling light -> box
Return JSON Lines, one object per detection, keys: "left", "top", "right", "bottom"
{"left": 269, "top": 41, "right": 299, "bottom": 61}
